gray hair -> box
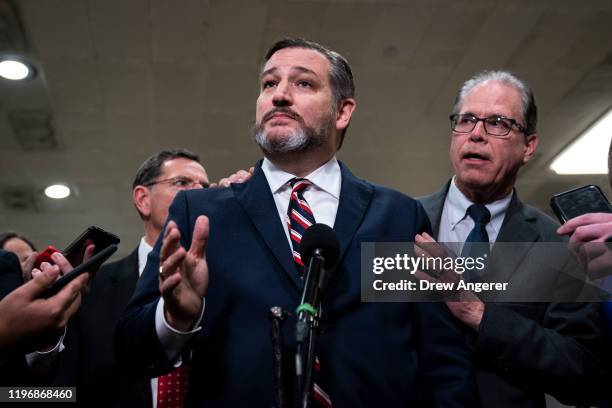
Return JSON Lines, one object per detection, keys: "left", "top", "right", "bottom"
{"left": 452, "top": 70, "right": 538, "bottom": 135}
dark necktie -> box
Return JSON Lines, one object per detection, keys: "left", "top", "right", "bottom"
{"left": 461, "top": 204, "right": 491, "bottom": 281}
{"left": 285, "top": 178, "right": 332, "bottom": 408}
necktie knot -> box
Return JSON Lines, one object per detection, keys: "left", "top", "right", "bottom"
{"left": 289, "top": 177, "right": 312, "bottom": 193}
{"left": 467, "top": 204, "right": 491, "bottom": 225}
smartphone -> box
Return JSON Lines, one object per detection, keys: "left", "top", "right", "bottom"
{"left": 62, "top": 226, "right": 120, "bottom": 266}
{"left": 37, "top": 244, "right": 118, "bottom": 299}
{"left": 550, "top": 185, "right": 612, "bottom": 223}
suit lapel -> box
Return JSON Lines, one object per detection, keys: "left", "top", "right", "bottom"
{"left": 418, "top": 180, "right": 451, "bottom": 237}
{"left": 232, "top": 163, "right": 302, "bottom": 291}
{"left": 333, "top": 162, "right": 373, "bottom": 264}
{"left": 487, "top": 194, "right": 539, "bottom": 299}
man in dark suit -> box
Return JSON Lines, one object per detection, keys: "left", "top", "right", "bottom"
{"left": 58, "top": 149, "right": 209, "bottom": 407}
{"left": 115, "top": 38, "right": 477, "bottom": 407}
{"left": 417, "top": 70, "right": 604, "bottom": 407}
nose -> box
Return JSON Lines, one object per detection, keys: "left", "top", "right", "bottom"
{"left": 469, "top": 120, "right": 487, "bottom": 142}
{"left": 272, "top": 80, "right": 292, "bottom": 107}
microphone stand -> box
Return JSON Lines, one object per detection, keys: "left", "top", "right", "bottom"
{"left": 269, "top": 307, "right": 288, "bottom": 408}
{"left": 295, "top": 249, "right": 326, "bottom": 408}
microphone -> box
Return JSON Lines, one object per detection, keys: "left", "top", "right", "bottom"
{"left": 295, "top": 224, "right": 340, "bottom": 343}
{"left": 294, "top": 224, "right": 340, "bottom": 407}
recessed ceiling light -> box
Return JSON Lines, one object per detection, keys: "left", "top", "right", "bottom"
{"left": 0, "top": 59, "right": 31, "bottom": 80}
{"left": 550, "top": 108, "right": 612, "bottom": 175}
{"left": 44, "top": 184, "right": 71, "bottom": 199}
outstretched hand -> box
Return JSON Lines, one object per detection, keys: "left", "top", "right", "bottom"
{"left": 159, "top": 215, "right": 210, "bottom": 331}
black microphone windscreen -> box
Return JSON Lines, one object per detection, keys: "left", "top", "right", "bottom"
{"left": 300, "top": 223, "right": 340, "bottom": 269}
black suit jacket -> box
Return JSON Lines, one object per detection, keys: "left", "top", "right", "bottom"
{"left": 57, "top": 248, "right": 152, "bottom": 407}
{"left": 116, "top": 162, "right": 479, "bottom": 407}
{"left": 0, "top": 250, "right": 24, "bottom": 385}
{"left": 420, "top": 182, "right": 605, "bottom": 408}
{"left": 0, "top": 249, "right": 21, "bottom": 300}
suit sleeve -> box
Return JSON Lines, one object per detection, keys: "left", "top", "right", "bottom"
{"left": 415, "top": 302, "right": 480, "bottom": 407}
{"left": 475, "top": 256, "right": 605, "bottom": 406}
{"left": 410, "top": 202, "right": 480, "bottom": 406}
{"left": 114, "top": 191, "right": 194, "bottom": 378}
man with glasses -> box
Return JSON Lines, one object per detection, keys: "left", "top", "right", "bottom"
{"left": 418, "top": 70, "right": 604, "bottom": 407}
{"left": 57, "top": 149, "right": 209, "bottom": 407}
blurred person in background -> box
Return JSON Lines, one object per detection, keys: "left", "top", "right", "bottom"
{"left": 0, "top": 231, "right": 38, "bottom": 281}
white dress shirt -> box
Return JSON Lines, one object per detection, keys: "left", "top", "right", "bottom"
{"left": 262, "top": 156, "right": 341, "bottom": 245}
{"left": 154, "top": 157, "right": 342, "bottom": 366}
{"left": 438, "top": 176, "right": 513, "bottom": 255}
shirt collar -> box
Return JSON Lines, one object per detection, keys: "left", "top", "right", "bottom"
{"left": 447, "top": 176, "right": 513, "bottom": 231}
{"left": 261, "top": 157, "right": 341, "bottom": 199}
{"left": 138, "top": 236, "right": 153, "bottom": 275}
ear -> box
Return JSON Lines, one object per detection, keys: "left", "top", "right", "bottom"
{"left": 335, "top": 98, "right": 356, "bottom": 132}
{"left": 522, "top": 133, "right": 538, "bottom": 164}
{"left": 133, "top": 186, "right": 151, "bottom": 218}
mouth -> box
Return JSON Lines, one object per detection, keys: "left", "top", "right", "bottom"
{"left": 461, "top": 152, "right": 490, "bottom": 162}
{"left": 263, "top": 109, "right": 300, "bottom": 124}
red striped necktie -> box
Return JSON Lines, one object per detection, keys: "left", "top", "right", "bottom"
{"left": 286, "top": 178, "right": 333, "bottom": 408}
{"left": 287, "top": 178, "right": 316, "bottom": 277}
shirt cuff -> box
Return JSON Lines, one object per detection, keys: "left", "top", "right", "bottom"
{"left": 25, "top": 327, "right": 66, "bottom": 371}
{"left": 155, "top": 297, "right": 204, "bottom": 361}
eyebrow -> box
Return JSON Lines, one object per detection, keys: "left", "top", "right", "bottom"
{"left": 260, "top": 66, "right": 319, "bottom": 79}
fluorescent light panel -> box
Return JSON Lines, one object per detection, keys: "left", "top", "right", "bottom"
{"left": 550, "top": 108, "right": 612, "bottom": 175}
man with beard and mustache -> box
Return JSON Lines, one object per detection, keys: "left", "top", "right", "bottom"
{"left": 417, "top": 70, "right": 604, "bottom": 407}
{"left": 115, "top": 38, "right": 477, "bottom": 407}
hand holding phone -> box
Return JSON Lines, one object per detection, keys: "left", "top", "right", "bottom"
{"left": 36, "top": 244, "right": 117, "bottom": 299}
{"left": 33, "top": 226, "right": 120, "bottom": 270}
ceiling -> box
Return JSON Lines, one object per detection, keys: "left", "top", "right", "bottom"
{"left": 1, "top": 0, "right": 612, "bottom": 258}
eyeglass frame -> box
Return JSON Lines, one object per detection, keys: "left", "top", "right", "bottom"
{"left": 449, "top": 113, "right": 527, "bottom": 137}
{"left": 144, "top": 176, "right": 209, "bottom": 189}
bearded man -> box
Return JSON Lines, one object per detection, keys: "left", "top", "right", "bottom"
{"left": 116, "top": 38, "right": 477, "bottom": 408}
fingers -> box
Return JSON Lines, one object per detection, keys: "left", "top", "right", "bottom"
{"left": 21, "top": 252, "right": 38, "bottom": 282}
{"left": 217, "top": 169, "right": 254, "bottom": 187}
{"left": 569, "top": 222, "right": 612, "bottom": 244}
{"left": 557, "top": 213, "right": 612, "bottom": 235}
{"left": 51, "top": 252, "right": 74, "bottom": 276}
{"left": 48, "top": 273, "right": 89, "bottom": 326}
{"left": 82, "top": 244, "right": 96, "bottom": 262}
{"left": 415, "top": 233, "right": 448, "bottom": 258}
{"left": 159, "top": 273, "right": 182, "bottom": 297}
{"left": 160, "top": 221, "right": 181, "bottom": 263}
{"left": 160, "top": 245, "right": 186, "bottom": 281}
{"left": 189, "top": 216, "right": 209, "bottom": 259}
{"left": 21, "top": 267, "right": 59, "bottom": 300}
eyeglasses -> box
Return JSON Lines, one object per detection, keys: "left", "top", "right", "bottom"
{"left": 145, "top": 176, "right": 209, "bottom": 190}
{"left": 450, "top": 113, "right": 526, "bottom": 137}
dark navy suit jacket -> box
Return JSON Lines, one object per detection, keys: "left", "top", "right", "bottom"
{"left": 116, "top": 162, "right": 478, "bottom": 407}
{"left": 56, "top": 248, "right": 152, "bottom": 407}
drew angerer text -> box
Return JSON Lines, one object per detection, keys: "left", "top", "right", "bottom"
{"left": 372, "top": 279, "right": 508, "bottom": 293}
